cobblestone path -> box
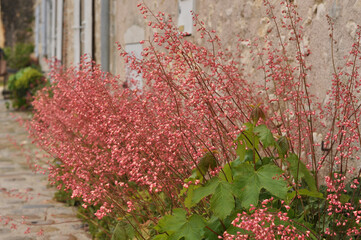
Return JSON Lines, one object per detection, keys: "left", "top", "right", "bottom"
{"left": 0, "top": 92, "right": 91, "bottom": 240}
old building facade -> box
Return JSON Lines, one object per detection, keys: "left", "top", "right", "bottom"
{"left": 34, "top": 0, "right": 193, "bottom": 75}
{"left": 33, "top": 0, "right": 361, "bottom": 100}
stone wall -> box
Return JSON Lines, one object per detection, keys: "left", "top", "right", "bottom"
{"left": 62, "top": 0, "right": 73, "bottom": 68}
{"left": 109, "top": 1, "right": 360, "bottom": 99}
{"left": 54, "top": 0, "right": 361, "bottom": 102}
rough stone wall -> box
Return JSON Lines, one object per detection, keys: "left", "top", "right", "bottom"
{"left": 63, "top": 0, "right": 75, "bottom": 67}
{"left": 108, "top": 0, "right": 361, "bottom": 101}
{"left": 93, "top": 0, "right": 101, "bottom": 65}
{"left": 194, "top": 0, "right": 361, "bottom": 100}
{"left": 1, "top": 0, "right": 35, "bottom": 47}
{"left": 106, "top": 0, "right": 361, "bottom": 173}
{"left": 297, "top": 0, "right": 361, "bottom": 99}
{"left": 112, "top": 0, "right": 178, "bottom": 76}
{"left": 7, "top": 0, "right": 359, "bottom": 99}
{"left": 111, "top": 0, "right": 265, "bottom": 78}
{"left": 50, "top": 0, "right": 361, "bottom": 105}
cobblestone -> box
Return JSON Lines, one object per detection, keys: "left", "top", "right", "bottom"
{"left": 0, "top": 92, "right": 91, "bottom": 239}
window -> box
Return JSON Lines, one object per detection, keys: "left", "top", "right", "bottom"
{"left": 178, "top": 0, "right": 195, "bottom": 35}
{"left": 125, "top": 43, "right": 143, "bottom": 90}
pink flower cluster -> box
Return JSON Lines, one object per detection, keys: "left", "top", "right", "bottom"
{"left": 324, "top": 174, "right": 361, "bottom": 237}
{"left": 29, "top": 29, "right": 256, "bottom": 217}
{"left": 222, "top": 200, "right": 310, "bottom": 240}
{"left": 28, "top": 2, "right": 268, "bottom": 219}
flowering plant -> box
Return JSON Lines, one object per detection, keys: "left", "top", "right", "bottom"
{"left": 28, "top": 0, "right": 361, "bottom": 239}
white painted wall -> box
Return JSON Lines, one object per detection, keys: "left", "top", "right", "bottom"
{"left": 178, "top": 0, "right": 194, "bottom": 35}
{"left": 41, "top": 0, "right": 47, "bottom": 56}
{"left": 35, "top": 5, "right": 40, "bottom": 57}
{"left": 73, "top": 0, "right": 81, "bottom": 64}
{"left": 56, "top": 0, "right": 63, "bottom": 61}
{"left": 50, "top": 0, "right": 56, "bottom": 58}
{"left": 46, "top": 0, "right": 52, "bottom": 57}
{"left": 83, "top": 0, "right": 93, "bottom": 58}
{"left": 125, "top": 43, "right": 143, "bottom": 90}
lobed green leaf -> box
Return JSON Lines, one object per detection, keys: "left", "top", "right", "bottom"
{"left": 233, "top": 163, "right": 288, "bottom": 208}
{"left": 286, "top": 154, "right": 317, "bottom": 192}
{"left": 192, "top": 178, "right": 219, "bottom": 204}
{"left": 168, "top": 214, "right": 206, "bottom": 240}
{"left": 154, "top": 208, "right": 187, "bottom": 233}
{"left": 210, "top": 181, "right": 235, "bottom": 220}
{"left": 254, "top": 124, "right": 276, "bottom": 148}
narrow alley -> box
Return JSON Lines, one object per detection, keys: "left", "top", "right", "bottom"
{"left": 0, "top": 91, "right": 91, "bottom": 240}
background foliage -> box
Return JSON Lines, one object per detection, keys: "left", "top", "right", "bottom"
{"left": 4, "top": 43, "right": 34, "bottom": 70}
{"left": 8, "top": 67, "right": 46, "bottom": 109}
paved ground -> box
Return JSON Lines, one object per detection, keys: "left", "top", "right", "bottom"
{"left": 0, "top": 91, "right": 91, "bottom": 240}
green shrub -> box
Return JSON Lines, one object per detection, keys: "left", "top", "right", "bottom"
{"left": 8, "top": 67, "right": 46, "bottom": 109}
{"left": 4, "top": 43, "right": 34, "bottom": 69}
{"left": 7, "top": 68, "right": 26, "bottom": 90}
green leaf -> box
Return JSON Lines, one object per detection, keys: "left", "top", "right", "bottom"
{"left": 168, "top": 214, "right": 206, "bottom": 240}
{"left": 219, "top": 163, "right": 233, "bottom": 182}
{"left": 243, "top": 123, "right": 260, "bottom": 150}
{"left": 155, "top": 210, "right": 206, "bottom": 240}
{"left": 297, "top": 189, "right": 324, "bottom": 199}
{"left": 188, "top": 169, "right": 198, "bottom": 180}
{"left": 179, "top": 185, "right": 188, "bottom": 197}
{"left": 236, "top": 123, "right": 260, "bottom": 150}
{"left": 155, "top": 208, "right": 187, "bottom": 233}
{"left": 286, "top": 154, "right": 317, "bottom": 192}
{"left": 340, "top": 193, "right": 351, "bottom": 204}
{"left": 244, "top": 122, "right": 255, "bottom": 132}
{"left": 276, "top": 136, "right": 289, "bottom": 156}
{"left": 184, "top": 184, "right": 199, "bottom": 209}
{"left": 151, "top": 234, "right": 169, "bottom": 240}
{"left": 287, "top": 191, "right": 296, "bottom": 202}
{"left": 258, "top": 165, "right": 288, "bottom": 199}
{"left": 233, "top": 163, "right": 288, "bottom": 208}
{"left": 197, "top": 152, "right": 217, "bottom": 176}
{"left": 262, "top": 157, "right": 272, "bottom": 165}
{"left": 232, "top": 163, "right": 260, "bottom": 208}
{"left": 210, "top": 181, "right": 235, "bottom": 220}
{"left": 235, "top": 135, "right": 246, "bottom": 161}
{"left": 111, "top": 221, "right": 135, "bottom": 240}
{"left": 232, "top": 156, "right": 242, "bottom": 168}
{"left": 235, "top": 123, "right": 261, "bottom": 165}
{"left": 192, "top": 178, "right": 219, "bottom": 204}
{"left": 204, "top": 216, "right": 224, "bottom": 240}
{"left": 192, "top": 177, "right": 235, "bottom": 220}
{"left": 232, "top": 162, "right": 254, "bottom": 179}
{"left": 226, "top": 224, "right": 250, "bottom": 236}
{"left": 254, "top": 124, "right": 275, "bottom": 148}
{"left": 244, "top": 149, "right": 256, "bottom": 163}
{"left": 250, "top": 105, "right": 266, "bottom": 123}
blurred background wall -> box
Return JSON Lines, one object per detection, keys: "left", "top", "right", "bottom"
{"left": 1, "top": 0, "right": 361, "bottom": 101}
